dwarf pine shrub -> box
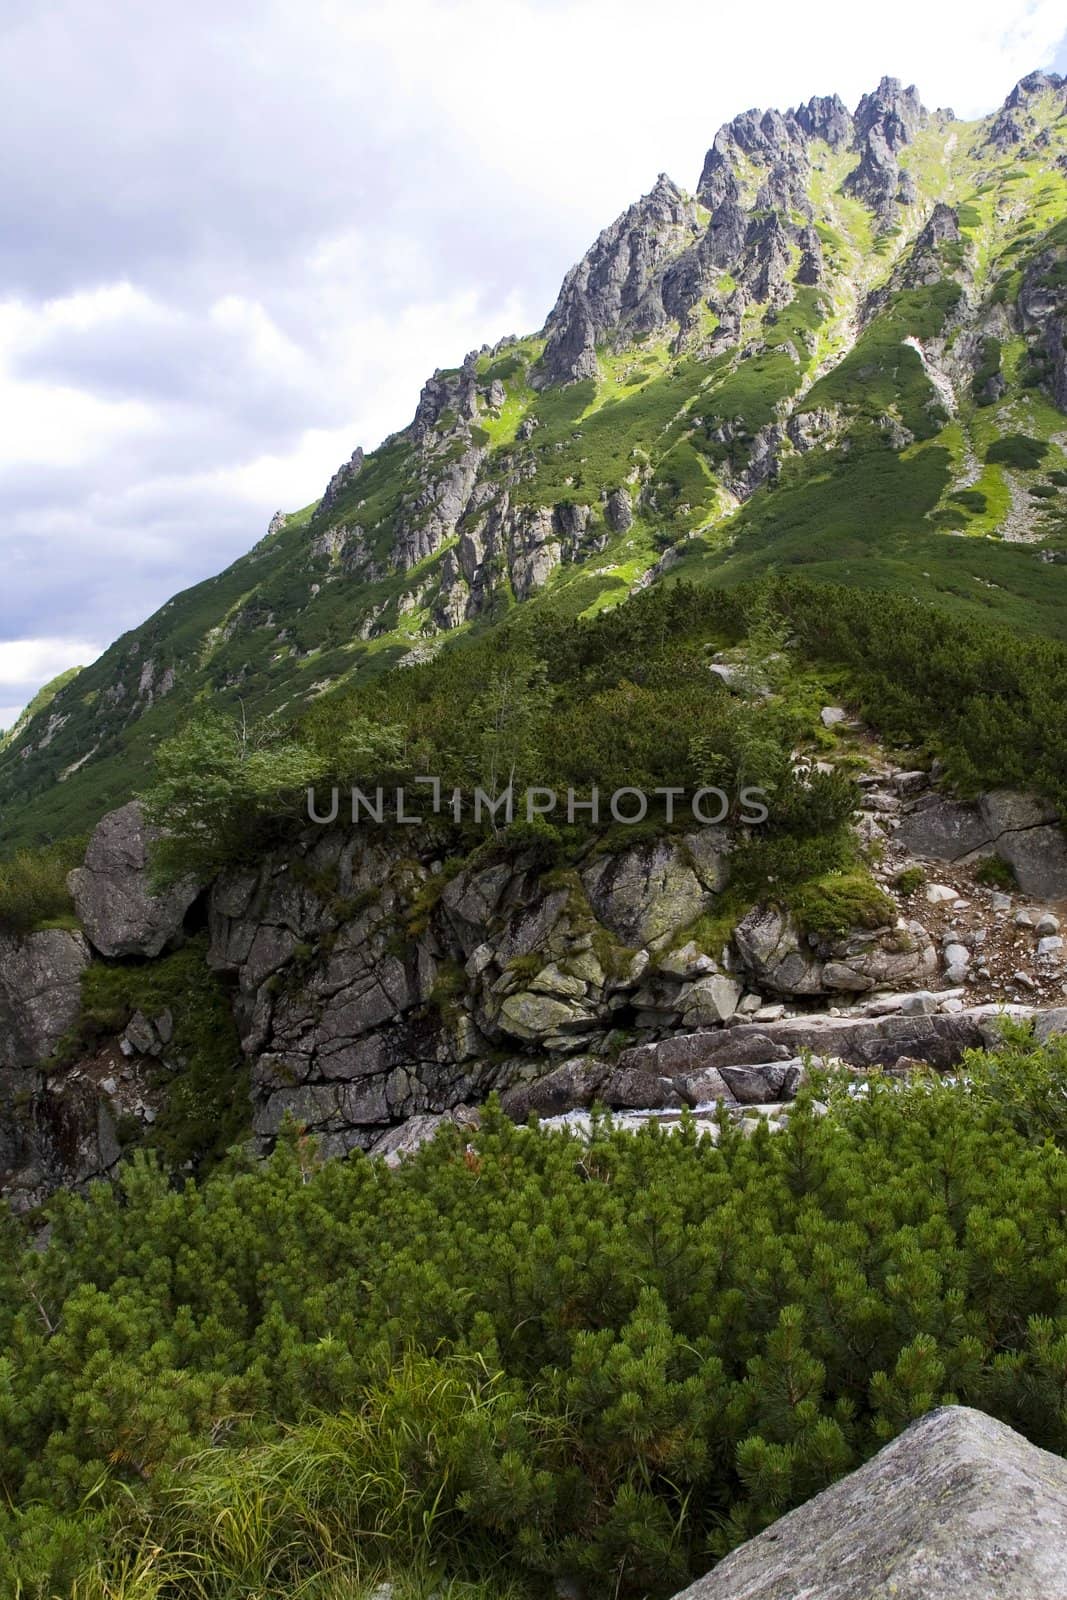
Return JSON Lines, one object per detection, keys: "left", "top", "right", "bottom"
{"left": 4, "top": 1031, "right": 1067, "bottom": 1596}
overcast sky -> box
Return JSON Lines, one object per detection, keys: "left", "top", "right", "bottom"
{"left": 2, "top": 0, "right": 1066, "bottom": 730}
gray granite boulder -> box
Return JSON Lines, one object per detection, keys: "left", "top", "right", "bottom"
{"left": 0, "top": 1071, "right": 123, "bottom": 1211}
{"left": 69, "top": 802, "right": 200, "bottom": 958}
{"left": 582, "top": 835, "right": 722, "bottom": 946}
{"left": 618, "top": 1007, "right": 1029, "bottom": 1078}
{"left": 368, "top": 1105, "right": 480, "bottom": 1167}
{"left": 1033, "top": 1007, "right": 1067, "bottom": 1045}
{"left": 499, "top": 1058, "right": 608, "bottom": 1120}
{"left": 670, "top": 1406, "right": 1067, "bottom": 1599}
{"left": 896, "top": 790, "right": 1067, "bottom": 899}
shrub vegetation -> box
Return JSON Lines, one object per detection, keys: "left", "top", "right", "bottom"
{"left": 0, "top": 837, "right": 83, "bottom": 936}
{"left": 4, "top": 1031, "right": 1067, "bottom": 1597}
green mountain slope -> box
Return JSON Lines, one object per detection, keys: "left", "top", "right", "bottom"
{"left": 2, "top": 71, "right": 1067, "bottom": 850}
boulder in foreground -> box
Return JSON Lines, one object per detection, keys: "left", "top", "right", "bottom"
{"left": 671, "top": 1406, "right": 1067, "bottom": 1600}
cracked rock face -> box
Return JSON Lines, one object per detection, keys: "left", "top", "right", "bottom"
{"left": 0, "top": 1071, "right": 123, "bottom": 1213}
{"left": 199, "top": 824, "right": 736, "bottom": 1154}
{"left": 582, "top": 834, "right": 727, "bottom": 945}
{"left": 536, "top": 75, "right": 930, "bottom": 404}
{"left": 619, "top": 1007, "right": 1019, "bottom": 1078}
{"left": 69, "top": 801, "right": 200, "bottom": 958}
{"left": 0, "top": 927, "right": 90, "bottom": 1069}
{"left": 845, "top": 76, "right": 928, "bottom": 218}
{"left": 986, "top": 70, "right": 1067, "bottom": 153}
{"left": 896, "top": 790, "right": 1067, "bottom": 899}
{"left": 538, "top": 174, "right": 703, "bottom": 386}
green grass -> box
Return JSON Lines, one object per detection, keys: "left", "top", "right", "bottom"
{"left": 800, "top": 281, "right": 962, "bottom": 439}
{"left": 0, "top": 666, "right": 83, "bottom": 748}
{"left": 787, "top": 868, "right": 895, "bottom": 940}
{"left": 0, "top": 836, "right": 83, "bottom": 935}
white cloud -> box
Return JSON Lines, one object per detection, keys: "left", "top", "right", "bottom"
{"left": 0, "top": 637, "right": 103, "bottom": 734}
{"left": 0, "top": 638, "right": 103, "bottom": 685}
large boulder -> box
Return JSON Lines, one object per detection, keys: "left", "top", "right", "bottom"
{"left": 670, "top": 1406, "right": 1067, "bottom": 1599}
{"left": 1033, "top": 1007, "right": 1067, "bottom": 1045}
{"left": 69, "top": 802, "right": 200, "bottom": 958}
{"left": 499, "top": 1058, "right": 609, "bottom": 1120}
{"left": 896, "top": 790, "right": 1067, "bottom": 899}
{"left": 497, "top": 990, "right": 597, "bottom": 1041}
{"left": 996, "top": 824, "right": 1067, "bottom": 900}
{"left": 498, "top": 1058, "right": 686, "bottom": 1121}
{"left": 368, "top": 1105, "right": 480, "bottom": 1167}
{"left": 894, "top": 796, "right": 994, "bottom": 861}
{"left": 0, "top": 928, "right": 90, "bottom": 1068}
{"left": 0, "top": 1071, "right": 123, "bottom": 1211}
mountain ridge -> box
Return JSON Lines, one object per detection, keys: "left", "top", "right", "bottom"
{"left": 2, "top": 68, "right": 1066, "bottom": 850}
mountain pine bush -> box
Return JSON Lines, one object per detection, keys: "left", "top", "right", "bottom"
{"left": 4, "top": 1030, "right": 1067, "bottom": 1597}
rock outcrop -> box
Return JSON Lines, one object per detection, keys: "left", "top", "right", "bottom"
{"left": 1, "top": 1070, "right": 123, "bottom": 1212}
{"left": 538, "top": 175, "right": 703, "bottom": 385}
{"left": 670, "top": 1406, "right": 1067, "bottom": 1599}
{"left": 986, "top": 70, "right": 1066, "bottom": 153}
{"left": 0, "top": 927, "right": 89, "bottom": 1068}
{"left": 734, "top": 904, "right": 936, "bottom": 996}
{"left": 68, "top": 801, "right": 200, "bottom": 958}
{"left": 202, "top": 825, "right": 738, "bottom": 1155}
{"left": 367, "top": 1105, "right": 481, "bottom": 1167}
{"left": 844, "top": 76, "right": 928, "bottom": 218}
{"left": 617, "top": 1003, "right": 1036, "bottom": 1080}
{"left": 17, "top": 756, "right": 1067, "bottom": 1188}
{"left": 896, "top": 790, "right": 1067, "bottom": 899}
{"left": 318, "top": 445, "right": 364, "bottom": 518}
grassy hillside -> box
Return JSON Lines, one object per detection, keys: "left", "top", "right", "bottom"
{"left": 1, "top": 78, "right": 1065, "bottom": 853}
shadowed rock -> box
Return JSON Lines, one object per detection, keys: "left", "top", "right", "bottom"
{"left": 896, "top": 790, "right": 1067, "bottom": 899}
{"left": 0, "top": 928, "right": 90, "bottom": 1069}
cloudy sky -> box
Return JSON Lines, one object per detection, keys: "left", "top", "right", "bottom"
{"left": 2, "top": 0, "right": 1066, "bottom": 730}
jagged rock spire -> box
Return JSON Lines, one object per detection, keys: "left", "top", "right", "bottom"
{"left": 794, "top": 92, "right": 853, "bottom": 148}
{"left": 537, "top": 173, "right": 702, "bottom": 386}
{"left": 844, "top": 77, "right": 928, "bottom": 215}
{"left": 987, "top": 69, "right": 1067, "bottom": 150}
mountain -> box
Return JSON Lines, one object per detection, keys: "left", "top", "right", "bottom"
{"left": 0, "top": 666, "right": 82, "bottom": 751}
{"left": 2, "top": 70, "right": 1067, "bottom": 850}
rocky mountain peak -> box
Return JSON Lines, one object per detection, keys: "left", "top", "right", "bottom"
{"left": 1006, "top": 69, "right": 1066, "bottom": 108}
{"left": 845, "top": 76, "right": 928, "bottom": 216}
{"left": 853, "top": 75, "right": 927, "bottom": 149}
{"left": 696, "top": 104, "right": 807, "bottom": 211}
{"left": 2, "top": 68, "right": 1066, "bottom": 847}
{"left": 319, "top": 445, "right": 365, "bottom": 517}
{"left": 794, "top": 91, "right": 853, "bottom": 148}
{"left": 542, "top": 73, "right": 939, "bottom": 393}
{"left": 987, "top": 70, "right": 1067, "bottom": 151}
